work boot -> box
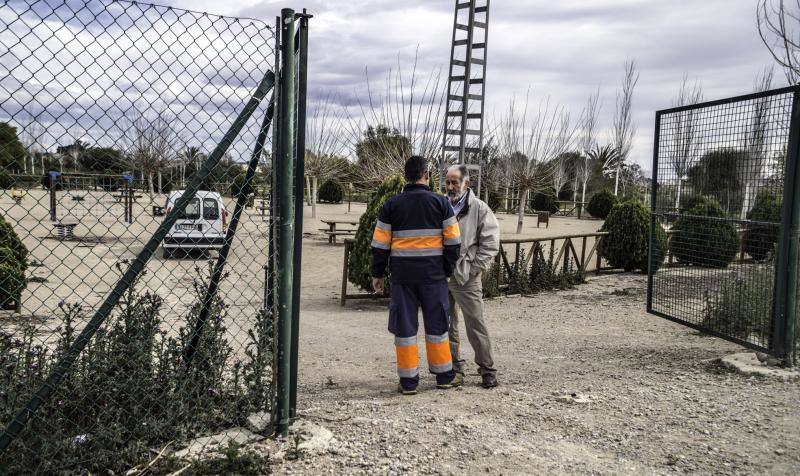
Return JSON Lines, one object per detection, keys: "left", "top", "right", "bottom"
{"left": 398, "top": 384, "right": 417, "bottom": 395}
{"left": 481, "top": 373, "right": 498, "bottom": 389}
{"left": 450, "top": 371, "right": 464, "bottom": 388}
{"left": 435, "top": 369, "right": 456, "bottom": 389}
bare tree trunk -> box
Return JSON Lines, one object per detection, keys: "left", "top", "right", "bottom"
{"left": 581, "top": 179, "right": 587, "bottom": 205}
{"left": 572, "top": 173, "right": 579, "bottom": 206}
{"left": 147, "top": 172, "right": 154, "bottom": 196}
{"left": 503, "top": 187, "right": 509, "bottom": 212}
{"left": 516, "top": 188, "right": 528, "bottom": 234}
{"left": 305, "top": 175, "right": 312, "bottom": 206}
{"left": 311, "top": 176, "right": 318, "bottom": 219}
{"left": 614, "top": 167, "right": 620, "bottom": 196}
{"left": 675, "top": 180, "right": 683, "bottom": 211}
{"left": 741, "top": 181, "right": 754, "bottom": 220}
{"left": 158, "top": 170, "right": 162, "bottom": 194}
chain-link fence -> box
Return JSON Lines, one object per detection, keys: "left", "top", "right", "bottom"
{"left": 648, "top": 86, "right": 800, "bottom": 364}
{"left": 0, "top": 1, "right": 306, "bottom": 472}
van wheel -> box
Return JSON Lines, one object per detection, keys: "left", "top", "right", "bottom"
{"left": 162, "top": 248, "right": 172, "bottom": 259}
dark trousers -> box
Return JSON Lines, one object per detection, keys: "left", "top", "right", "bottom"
{"left": 389, "top": 280, "right": 455, "bottom": 389}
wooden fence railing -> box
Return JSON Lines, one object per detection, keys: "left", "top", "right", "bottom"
{"left": 340, "top": 232, "right": 612, "bottom": 306}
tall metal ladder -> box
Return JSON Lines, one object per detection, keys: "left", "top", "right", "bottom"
{"left": 441, "top": 0, "right": 490, "bottom": 186}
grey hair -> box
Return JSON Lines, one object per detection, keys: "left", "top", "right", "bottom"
{"left": 447, "top": 164, "right": 470, "bottom": 182}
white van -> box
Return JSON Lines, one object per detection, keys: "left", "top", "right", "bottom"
{"left": 162, "top": 190, "right": 227, "bottom": 258}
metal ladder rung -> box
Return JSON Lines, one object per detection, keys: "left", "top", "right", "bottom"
{"left": 475, "top": 6, "right": 488, "bottom": 13}
{"left": 469, "top": 78, "right": 484, "bottom": 84}
{"left": 471, "top": 58, "right": 485, "bottom": 65}
{"left": 448, "top": 94, "right": 464, "bottom": 101}
{"left": 447, "top": 111, "right": 464, "bottom": 116}
{"left": 452, "top": 59, "right": 467, "bottom": 67}
{"left": 455, "top": 23, "right": 469, "bottom": 31}
{"left": 453, "top": 39, "right": 469, "bottom": 46}
{"left": 468, "top": 93, "right": 483, "bottom": 100}
{"left": 456, "top": 2, "right": 471, "bottom": 9}
{"left": 474, "top": 21, "right": 487, "bottom": 28}
{"left": 472, "top": 42, "right": 486, "bottom": 49}
{"left": 450, "top": 75, "right": 466, "bottom": 81}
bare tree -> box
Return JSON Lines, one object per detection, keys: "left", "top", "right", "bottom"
{"left": 305, "top": 91, "right": 349, "bottom": 218}
{"left": 741, "top": 66, "right": 775, "bottom": 220}
{"left": 342, "top": 48, "right": 446, "bottom": 186}
{"left": 670, "top": 73, "right": 704, "bottom": 210}
{"left": 122, "top": 109, "right": 182, "bottom": 197}
{"left": 576, "top": 89, "right": 601, "bottom": 205}
{"left": 757, "top": 0, "right": 800, "bottom": 84}
{"left": 551, "top": 154, "right": 571, "bottom": 199}
{"left": 495, "top": 92, "right": 578, "bottom": 233}
{"left": 611, "top": 59, "right": 639, "bottom": 196}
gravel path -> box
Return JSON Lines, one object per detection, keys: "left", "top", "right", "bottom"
{"left": 278, "top": 272, "right": 800, "bottom": 475}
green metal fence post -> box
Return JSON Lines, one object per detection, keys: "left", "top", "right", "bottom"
{"left": 290, "top": 9, "right": 311, "bottom": 420}
{"left": 275, "top": 7, "right": 296, "bottom": 437}
{"left": 775, "top": 91, "right": 800, "bottom": 367}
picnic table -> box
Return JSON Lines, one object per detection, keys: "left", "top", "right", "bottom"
{"left": 320, "top": 219, "right": 359, "bottom": 244}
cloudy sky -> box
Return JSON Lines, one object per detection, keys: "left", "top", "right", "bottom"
{"left": 159, "top": 0, "right": 782, "bottom": 172}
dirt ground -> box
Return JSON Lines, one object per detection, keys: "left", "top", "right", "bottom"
{"left": 2, "top": 194, "right": 799, "bottom": 475}
{"left": 285, "top": 204, "right": 799, "bottom": 475}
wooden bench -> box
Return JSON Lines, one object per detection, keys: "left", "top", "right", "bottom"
{"left": 53, "top": 221, "right": 78, "bottom": 240}
{"left": 322, "top": 229, "right": 356, "bottom": 244}
{"left": 152, "top": 205, "right": 165, "bottom": 217}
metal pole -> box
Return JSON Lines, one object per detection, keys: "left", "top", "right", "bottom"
{"left": 49, "top": 171, "right": 58, "bottom": 222}
{"left": 275, "top": 7, "right": 296, "bottom": 437}
{"left": 290, "top": 9, "right": 311, "bottom": 420}
{"left": 774, "top": 91, "right": 800, "bottom": 366}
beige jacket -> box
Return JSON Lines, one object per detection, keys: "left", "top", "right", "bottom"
{"left": 452, "top": 190, "right": 500, "bottom": 286}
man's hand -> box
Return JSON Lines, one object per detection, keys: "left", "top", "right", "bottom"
{"left": 372, "top": 277, "right": 385, "bottom": 294}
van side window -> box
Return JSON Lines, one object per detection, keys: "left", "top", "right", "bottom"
{"left": 203, "top": 198, "right": 219, "bottom": 220}
{"left": 177, "top": 198, "right": 201, "bottom": 219}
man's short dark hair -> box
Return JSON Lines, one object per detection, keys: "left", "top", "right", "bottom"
{"left": 404, "top": 155, "right": 429, "bottom": 183}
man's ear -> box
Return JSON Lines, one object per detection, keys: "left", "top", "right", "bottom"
{"left": 464, "top": 179, "right": 471, "bottom": 189}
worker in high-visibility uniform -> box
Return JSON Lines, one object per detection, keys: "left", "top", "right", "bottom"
{"left": 371, "top": 155, "right": 462, "bottom": 395}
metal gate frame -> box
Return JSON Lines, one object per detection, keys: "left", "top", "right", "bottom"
{"left": 648, "top": 85, "right": 800, "bottom": 366}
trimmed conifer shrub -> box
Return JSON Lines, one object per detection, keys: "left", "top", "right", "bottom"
{"left": 587, "top": 189, "right": 618, "bottom": 219}
{"left": 599, "top": 200, "right": 667, "bottom": 273}
{"left": 530, "top": 189, "right": 558, "bottom": 214}
{"left": 318, "top": 179, "right": 344, "bottom": 204}
{"left": 347, "top": 175, "right": 405, "bottom": 291}
{"left": 671, "top": 197, "right": 739, "bottom": 267}
{"left": 744, "top": 190, "right": 781, "bottom": 261}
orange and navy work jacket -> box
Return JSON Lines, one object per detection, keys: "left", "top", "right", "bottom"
{"left": 371, "top": 184, "right": 461, "bottom": 283}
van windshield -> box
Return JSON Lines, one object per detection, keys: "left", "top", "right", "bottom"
{"left": 203, "top": 198, "right": 219, "bottom": 220}
{"left": 176, "top": 198, "right": 200, "bottom": 219}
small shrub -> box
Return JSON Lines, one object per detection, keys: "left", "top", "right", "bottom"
{"left": 348, "top": 175, "right": 405, "bottom": 291}
{"left": 318, "top": 179, "right": 344, "bottom": 204}
{"left": 587, "top": 189, "right": 618, "bottom": 219}
{"left": 599, "top": 200, "right": 667, "bottom": 273}
{"left": 744, "top": 190, "right": 781, "bottom": 261}
{"left": 702, "top": 264, "right": 774, "bottom": 343}
{"left": 487, "top": 188, "right": 502, "bottom": 212}
{"left": 481, "top": 262, "right": 501, "bottom": 298}
{"left": 0, "top": 214, "right": 28, "bottom": 270}
{"left": 671, "top": 197, "right": 739, "bottom": 267}
{"left": 530, "top": 189, "right": 558, "bottom": 214}
{"left": 0, "top": 172, "right": 13, "bottom": 189}
{"left": 0, "top": 260, "right": 24, "bottom": 309}
{"left": 502, "top": 247, "right": 583, "bottom": 295}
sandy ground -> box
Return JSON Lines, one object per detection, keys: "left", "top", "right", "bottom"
{"left": 2, "top": 193, "right": 799, "bottom": 475}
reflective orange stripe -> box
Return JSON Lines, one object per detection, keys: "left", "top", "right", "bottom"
{"left": 442, "top": 223, "right": 460, "bottom": 239}
{"left": 373, "top": 228, "right": 392, "bottom": 245}
{"left": 425, "top": 341, "right": 451, "bottom": 366}
{"left": 396, "top": 344, "right": 419, "bottom": 370}
{"left": 391, "top": 236, "right": 443, "bottom": 250}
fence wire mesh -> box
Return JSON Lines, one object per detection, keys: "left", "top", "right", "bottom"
{"left": 0, "top": 0, "right": 283, "bottom": 473}
{"left": 649, "top": 87, "right": 798, "bottom": 355}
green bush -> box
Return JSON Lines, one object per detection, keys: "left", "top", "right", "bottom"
{"left": 702, "top": 264, "right": 774, "bottom": 342}
{"left": 599, "top": 200, "right": 667, "bottom": 273}
{"left": 530, "top": 189, "right": 558, "bottom": 214}
{"left": 318, "top": 179, "right": 344, "bottom": 204}
{"left": 0, "top": 172, "right": 13, "bottom": 189}
{"left": 587, "top": 189, "right": 618, "bottom": 219}
{"left": 348, "top": 175, "right": 405, "bottom": 291}
{"left": 487, "top": 188, "right": 502, "bottom": 212}
{"left": 0, "top": 214, "right": 27, "bottom": 271}
{"left": 744, "top": 190, "right": 781, "bottom": 261}
{"left": 0, "top": 266, "right": 274, "bottom": 474}
{"left": 671, "top": 197, "right": 739, "bottom": 267}
{"left": 0, "top": 260, "right": 24, "bottom": 309}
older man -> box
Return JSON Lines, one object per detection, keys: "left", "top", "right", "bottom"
{"left": 445, "top": 164, "right": 500, "bottom": 388}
